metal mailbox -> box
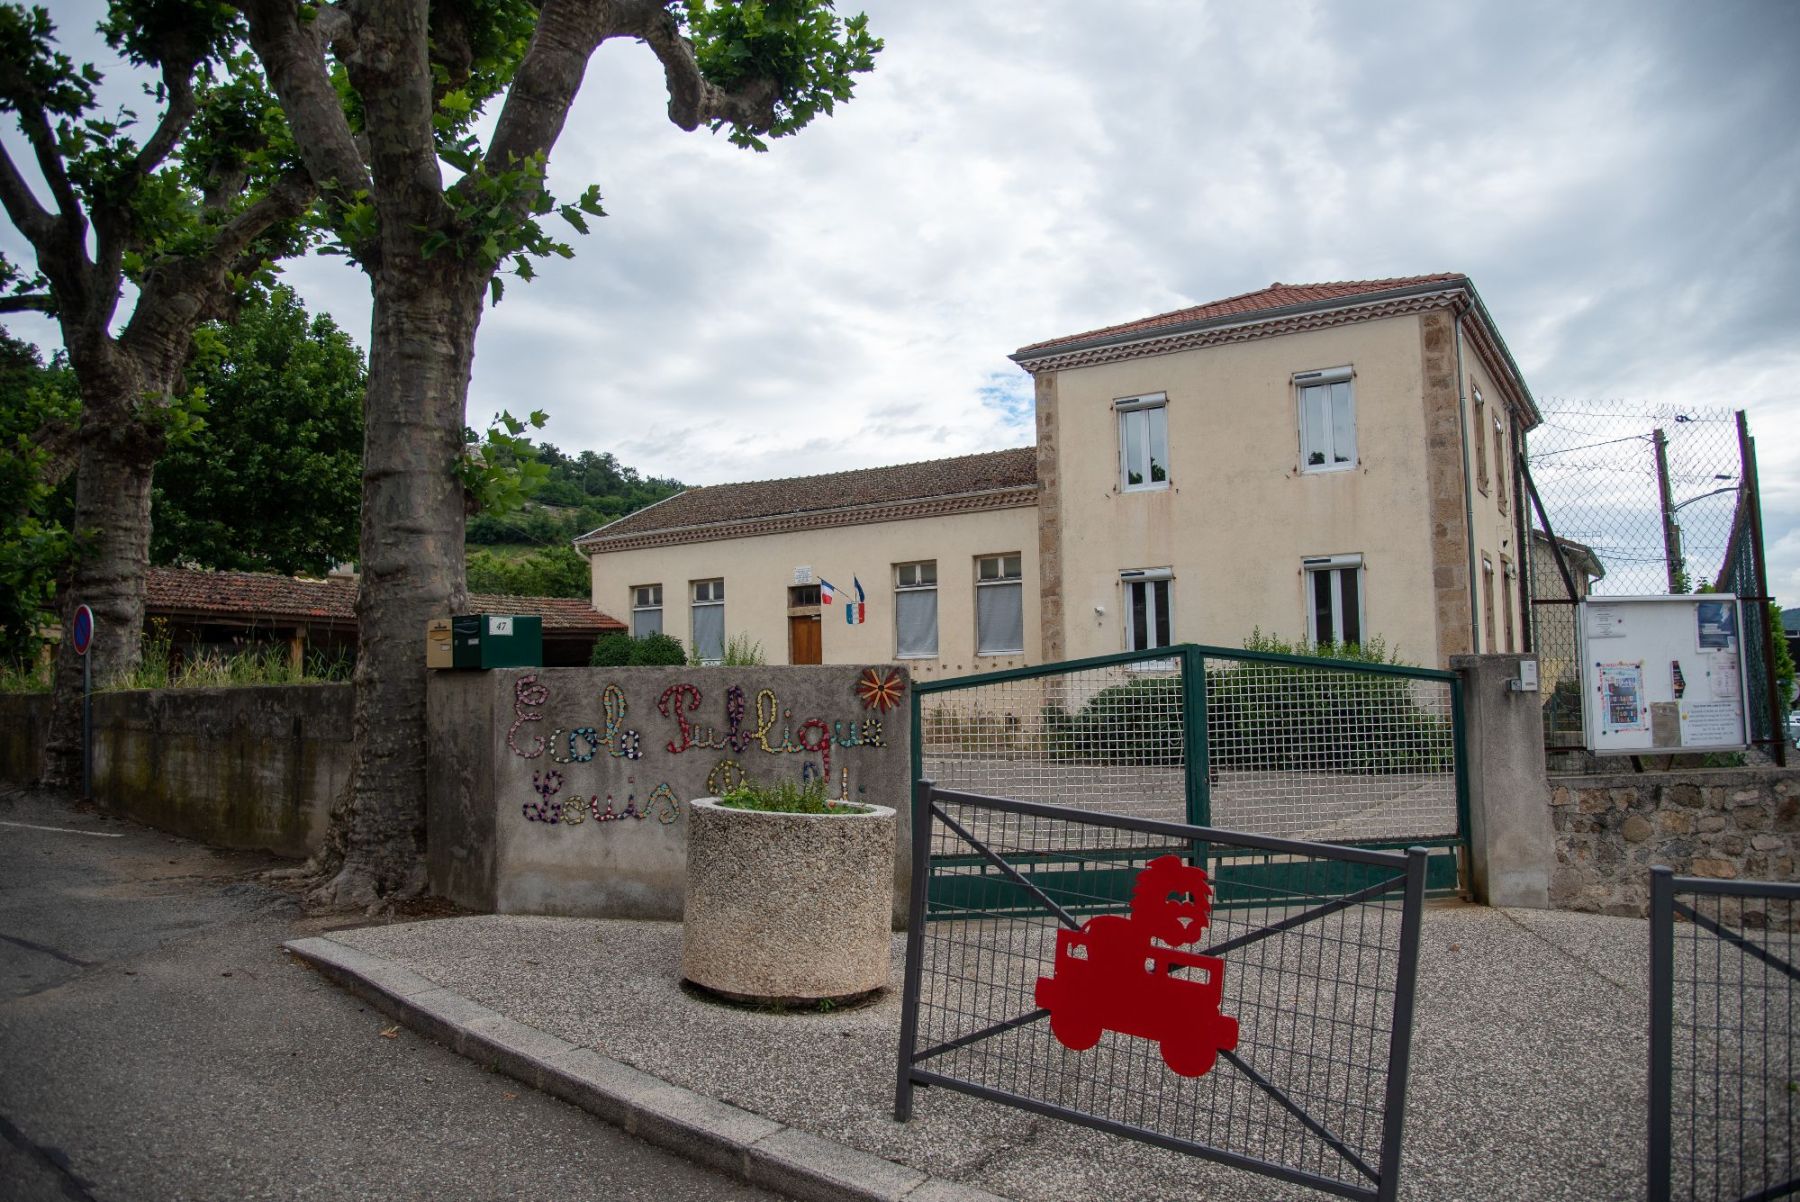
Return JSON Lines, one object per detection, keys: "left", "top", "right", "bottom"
{"left": 449, "top": 614, "right": 542, "bottom": 669}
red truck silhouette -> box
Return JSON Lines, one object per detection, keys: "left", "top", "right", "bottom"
{"left": 1034, "top": 855, "right": 1239, "bottom": 1077}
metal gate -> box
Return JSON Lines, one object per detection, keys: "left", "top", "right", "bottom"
{"left": 1648, "top": 867, "right": 1798, "bottom": 1202}
{"left": 896, "top": 780, "right": 1430, "bottom": 1201}
{"left": 909, "top": 644, "right": 1467, "bottom": 905}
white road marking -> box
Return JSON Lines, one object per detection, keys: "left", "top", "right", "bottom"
{"left": 0, "top": 820, "right": 125, "bottom": 838}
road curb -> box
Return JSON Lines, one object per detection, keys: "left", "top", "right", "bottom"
{"left": 285, "top": 936, "right": 1009, "bottom": 1202}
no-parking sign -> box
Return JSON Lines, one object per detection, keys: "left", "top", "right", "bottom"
{"left": 72, "top": 604, "right": 95, "bottom": 656}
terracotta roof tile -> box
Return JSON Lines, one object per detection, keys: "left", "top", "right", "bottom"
{"left": 577, "top": 446, "right": 1038, "bottom": 546}
{"left": 1014, "top": 274, "right": 1468, "bottom": 358}
{"left": 146, "top": 567, "right": 624, "bottom": 633}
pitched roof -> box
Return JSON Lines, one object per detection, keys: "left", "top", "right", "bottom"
{"left": 1014, "top": 274, "right": 1469, "bottom": 359}
{"left": 146, "top": 566, "right": 624, "bottom": 633}
{"left": 576, "top": 447, "right": 1038, "bottom": 551}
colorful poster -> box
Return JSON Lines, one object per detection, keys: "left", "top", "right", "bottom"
{"left": 1597, "top": 661, "right": 1647, "bottom": 733}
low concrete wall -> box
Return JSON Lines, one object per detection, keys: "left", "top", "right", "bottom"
{"left": 0, "top": 692, "right": 49, "bottom": 782}
{"left": 0, "top": 685, "right": 350, "bottom": 858}
{"left": 1549, "top": 767, "right": 1798, "bottom": 917}
{"left": 427, "top": 666, "right": 912, "bottom": 921}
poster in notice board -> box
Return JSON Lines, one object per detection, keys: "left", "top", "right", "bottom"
{"left": 1578, "top": 596, "right": 1748, "bottom": 754}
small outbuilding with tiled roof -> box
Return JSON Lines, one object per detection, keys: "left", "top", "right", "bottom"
{"left": 580, "top": 274, "right": 1541, "bottom": 672}
{"left": 146, "top": 566, "right": 624, "bottom": 670}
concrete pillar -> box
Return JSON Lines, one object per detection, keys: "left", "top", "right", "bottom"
{"left": 1452, "top": 652, "right": 1553, "bottom": 908}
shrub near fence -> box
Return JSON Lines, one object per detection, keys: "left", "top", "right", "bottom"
{"left": 1039, "top": 656, "right": 1452, "bottom": 776}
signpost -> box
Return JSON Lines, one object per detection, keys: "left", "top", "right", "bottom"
{"left": 72, "top": 604, "right": 94, "bottom": 800}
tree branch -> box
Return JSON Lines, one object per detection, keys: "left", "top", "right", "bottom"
{"left": 0, "top": 140, "right": 55, "bottom": 244}
{"left": 344, "top": 1, "right": 452, "bottom": 234}
{"left": 15, "top": 102, "right": 84, "bottom": 227}
{"left": 624, "top": 1, "right": 778, "bottom": 134}
{"left": 0, "top": 293, "right": 55, "bottom": 314}
{"left": 121, "top": 168, "right": 317, "bottom": 375}
{"left": 127, "top": 70, "right": 199, "bottom": 181}
{"left": 239, "top": 0, "right": 372, "bottom": 214}
{"left": 479, "top": 0, "right": 610, "bottom": 175}
{"left": 30, "top": 418, "right": 79, "bottom": 491}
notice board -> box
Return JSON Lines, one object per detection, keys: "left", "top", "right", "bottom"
{"left": 1578, "top": 595, "right": 1748, "bottom": 754}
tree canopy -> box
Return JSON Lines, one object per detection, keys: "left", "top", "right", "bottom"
{"left": 150, "top": 283, "right": 364, "bottom": 576}
{"left": 0, "top": 0, "right": 319, "bottom": 786}
{"left": 0, "top": 330, "right": 77, "bottom": 664}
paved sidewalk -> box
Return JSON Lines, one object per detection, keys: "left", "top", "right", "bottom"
{"left": 295, "top": 900, "right": 1658, "bottom": 1202}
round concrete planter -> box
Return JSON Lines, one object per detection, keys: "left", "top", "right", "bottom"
{"left": 680, "top": 797, "right": 896, "bottom": 1004}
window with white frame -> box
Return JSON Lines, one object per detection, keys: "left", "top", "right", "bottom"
{"left": 1116, "top": 393, "right": 1169, "bottom": 490}
{"left": 631, "top": 584, "right": 663, "bottom": 638}
{"left": 975, "top": 553, "right": 1024, "bottom": 655}
{"left": 1121, "top": 568, "right": 1173, "bottom": 652}
{"left": 894, "top": 561, "right": 938, "bottom": 658}
{"left": 1295, "top": 366, "right": 1355, "bottom": 472}
{"left": 690, "top": 578, "right": 725, "bottom": 663}
{"left": 1303, "top": 554, "right": 1363, "bottom": 647}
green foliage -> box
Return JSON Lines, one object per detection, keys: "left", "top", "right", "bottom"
{"left": 684, "top": 0, "right": 883, "bottom": 151}
{"left": 151, "top": 285, "right": 364, "bottom": 575}
{"left": 0, "top": 656, "right": 51, "bottom": 693}
{"left": 1771, "top": 600, "right": 1796, "bottom": 720}
{"left": 466, "top": 544, "right": 589, "bottom": 599}
{"left": 1043, "top": 634, "right": 1451, "bottom": 775}
{"left": 717, "top": 776, "right": 866, "bottom": 814}
{"left": 3, "top": 4, "right": 313, "bottom": 292}
{"left": 0, "top": 331, "right": 77, "bottom": 667}
{"left": 590, "top": 631, "right": 687, "bottom": 667}
{"left": 463, "top": 442, "right": 683, "bottom": 548}
{"left": 458, "top": 409, "right": 550, "bottom": 517}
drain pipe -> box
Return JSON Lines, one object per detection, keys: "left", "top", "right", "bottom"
{"left": 1452, "top": 310, "right": 1481, "bottom": 654}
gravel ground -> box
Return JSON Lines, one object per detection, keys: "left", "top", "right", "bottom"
{"left": 331, "top": 900, "right": 1677, "bottom": 1202}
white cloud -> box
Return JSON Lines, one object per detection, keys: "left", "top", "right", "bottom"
{"left": 7, "top": 0, "right": 1800, "bottom": 599}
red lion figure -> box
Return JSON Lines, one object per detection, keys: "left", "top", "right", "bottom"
{"left": 1034, "top": 854, "right": 1239, "bottom": 1077}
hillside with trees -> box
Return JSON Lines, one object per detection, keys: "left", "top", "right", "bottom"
{"left": 465, "top": 445, "right": 683, "bottom": 599}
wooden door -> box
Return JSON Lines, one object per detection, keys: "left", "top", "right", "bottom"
{"left": 789, "top": 615, "right": 822, "bottom": 664}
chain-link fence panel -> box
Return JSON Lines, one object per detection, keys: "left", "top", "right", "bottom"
{"left": 1525, "top": 403, "right": 1764, "bottom": 754}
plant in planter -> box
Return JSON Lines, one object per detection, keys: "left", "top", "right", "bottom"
{"left": 681, "top": 777, "right": 896, "bottom": 1005}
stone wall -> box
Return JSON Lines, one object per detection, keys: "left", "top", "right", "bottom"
{"left": 0, "top": 684, "right": 351, "bottom": 858}
{"left": 1549, "top": 767, "right": 1798, "bottom": 917}
{"left": 427, "top": 665, "right": 912, "bottom": 922}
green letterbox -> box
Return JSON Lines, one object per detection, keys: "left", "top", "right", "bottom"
{"left": 449, "top": 614, "right": 542, "bottom": 669}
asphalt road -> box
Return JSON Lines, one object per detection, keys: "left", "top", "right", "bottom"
{"left": 0, "top": 787, "right": 786, "bottom": 1202}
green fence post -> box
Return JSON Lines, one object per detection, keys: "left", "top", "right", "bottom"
{"left": 1182, "top": 645, "right": 1211, "bottom": 828}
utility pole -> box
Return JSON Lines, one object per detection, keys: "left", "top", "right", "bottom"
{"left": 1653, "top": 428, "right": 1683, "bottom": 592}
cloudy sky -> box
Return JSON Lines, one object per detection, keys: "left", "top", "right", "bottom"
{"left": 6, "top": 1, "right": 1799, "bottom": 601}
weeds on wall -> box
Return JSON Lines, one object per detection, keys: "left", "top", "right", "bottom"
{"left": 106, "top": 622, "right": 352, "bottom": 691}
{"left": 0, "top": 658, "right": 51, "bottom": 693}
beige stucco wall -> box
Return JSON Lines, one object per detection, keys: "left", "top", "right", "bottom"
{"left": 587, "top": 505, "right": 1041, "bottom": 681}
{"left": 1039, "top": 313, "right": 1447, "bottom": 666}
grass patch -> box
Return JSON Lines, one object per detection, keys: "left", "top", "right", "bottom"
{"left": 716, "top": 777, "right": 871, "bottom": 814}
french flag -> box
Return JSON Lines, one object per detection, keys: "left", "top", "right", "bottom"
{"left": 818, "top": 578, "right": 837, "bottom": 604}
{"left": 847, "top": 576, "right": 866, "bottom": 625}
